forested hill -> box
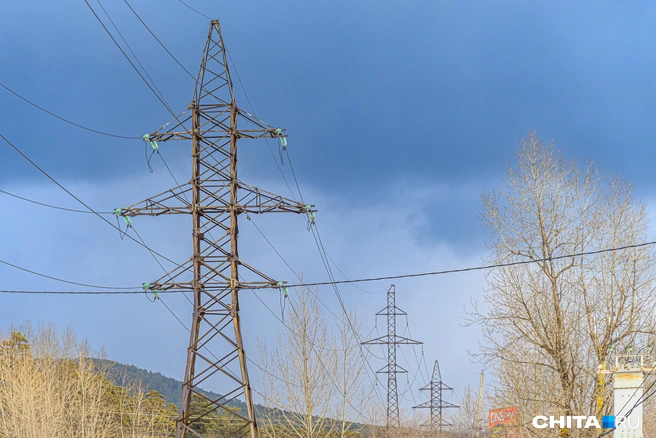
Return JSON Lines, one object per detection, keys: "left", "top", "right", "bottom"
{"left": 96, "top": 359, "right": 371, "bottom": 434}
{"left": 95, "top": 359, "right": 248, "bottom": 412}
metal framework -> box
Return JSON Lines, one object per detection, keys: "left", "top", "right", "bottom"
{"left": 362, "top": 285, "right": 421, "bottom": 432}
{"left": 413, "top": 360, "right": 459, "bottom": 432}
{"left": 120, "top": 20, "right": 311, "bottom": 438}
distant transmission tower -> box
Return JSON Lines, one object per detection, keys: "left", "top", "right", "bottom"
{"left": 120, "top": 20, "right": 312, "bottom": 438}
{"left": 413, "top": 360, "right": 459, "bottom": 432}
{"left": 362, "top": 284, "right": 422, "bottom": 433}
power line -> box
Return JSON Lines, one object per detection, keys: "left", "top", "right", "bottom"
{"left": 175, "top": 0, "right": 212, "bottom": 20}
{"left": 5, "top": 94, "right": 656, "bottom": 306}
{"left": 128, "top": 224, "right": 194, "bottom": 308}
{"left": 0, "top": 82, "right": 139, "bottom": 139}
{"left": 3, "top": 191, "right": 655, "bottom": 296}
{"left": 9, "top": 176, "right": 654, "bottom": 294}
{"left": 404, "top": 323, "right": 431, "bottom": 395}
{"left": 94, "top": 0, "right": 174, "bottom": 115}
{"left": 251, "top": 288, "right": 377, "bottom": 423}
{"left": 596, "top": 353, "right": 656, "bottom": 438}
{"left": 275, "top": 129, "right": 389, "bottom": 405}
{"left": 83, "top": 0, "right": 180, "bottom": 121}
{"left": 326, "top": 251, "right": 385, "bottom": 295}
{"left": 121, "top": 0, "right": 197, "bottom": 81}
{"left": 284, "top": 240, "right": 656, "bottom": 288}
{"left": 309, "top": 224, "right": 387, "bottom": 404}
{"left": 244, "top": 213, "right": 351, "bottom": 330}
{"left": 243, "top": 212, "right": 386, "bottom": 406}
{"left": 7, "top": 140, "right": 653, "bottom": 292}
{"left": 154, "top": 272, "right": 376, "bottom": 423}
{"left": 0, "top": 289, "right": 176, "bottom": 295}
{"left": 0, "top": 285, "right": 275, "bottom": 295}
{"left": 0, "top": 258, "right": 140, "bottom": 290}
{"left": 226, "top": 50, "right": 298, "bottom": 202}
{"left": 227, "top": 53, "right": 390, "bottom": 405}
{"left": 157, "top": 295, "right": 190, "bottom": 329}
{"left": 246, "top": 213, "right": 384, "bottom": 399}
{"left": 0, "top": 189, "right": 114, "bottom": 214}
{"left": 163, "top": 289, "right": 378, "bottom": 424}
{"left": 0, "top": 133, "right": 186, "bottom": 271}
{"left": 397, "top": 346, "right": 423, "bottom": 405}
{"left": 246, "top": 211, "right": 390, "bottom": 411}
{"left": 251, "top": 287, "right": 345, "bottom": 354}
{"left": 284, "top": 149, "right": 389, "bottom": 403}
{"left": 243, "top": 216, "right": 405, "bottom": 416}
{"left": 598, "top": 373, "right": 656, "bottom": 437}
{"left": 284, "top": 147, "right": 305, "bottom": 204}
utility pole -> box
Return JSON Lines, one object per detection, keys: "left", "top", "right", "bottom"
{"left": 476, "top": 371, "right": 484, "bottom": 438}
{"left": 413, "top": 360, "right": 459, "bottom": 433}
{"left": 362, "top": 285, "right": 422, "bottom": 434}
{"left": 120, "top": 20, "right": 312, "bottom": 438}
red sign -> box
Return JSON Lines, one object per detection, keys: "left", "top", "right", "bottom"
{"left": 489, "top": 407, "right": 518, "bottom": 428}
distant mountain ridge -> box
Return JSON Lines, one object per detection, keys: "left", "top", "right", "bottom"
{"left": 96, "top": 359, "right": 247, "bottom": 412}
{"left": 97, "top": 359, "right": 373, "bottom": 434}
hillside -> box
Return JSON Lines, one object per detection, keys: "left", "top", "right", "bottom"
{"left": 96, "top": 359, "right": 373, "bottom": 434}
{"left": 96, "top": 359, "right": 248, "bottom": 412}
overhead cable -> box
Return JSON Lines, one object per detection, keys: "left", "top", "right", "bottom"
{"left": 0, "top": 133, "right": 186, "bottom": 271}
{"left": 93, "top": 0, "right": 174, "bottom": 115}
{"left": 0, "top": 82, "right": 139, "bottom": 139}
{"left": 0, "top": 258, "right": 140, "bottom": 290}
{"left": 175, "top": 0, "right": 212, "bottom": 20}
{"left": 83, "top": 0, "right": 180, "bottom": 121}
{"left": 284, "top": 240, "right": 656, "bottom": 288}
{"left": 0, "top": 189, "right": 113, "bottom": 214}
{"left": 121, "top": 0, "right": 197, "bottom": 81}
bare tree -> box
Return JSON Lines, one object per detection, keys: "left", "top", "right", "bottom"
{"left": 469, "top": 133, "right": 656, "bottom": 436}
{"left": 0, "top": 322, "right": 176, "bottom": 438}
{"left": 257, "top": 287, "right": 373, "bottom": 437}
{"left": 449, "top": 385, "right": 484, "bottom": 438}
{"left": 334, "top": 308, "right": 369, "bottom": 437}
{"left": 258, "top": 286, "right": 338, "bottom": 438}
{"left": 0, "top": 323, "right": 114, "bottom": 437}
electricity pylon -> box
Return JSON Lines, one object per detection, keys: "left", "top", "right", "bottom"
{"left": 120, "top": 20, "right": 312, "bottom": 438}
{"left": 413, "top": 360, "right": 459, "bottom": 432}
{"left": 362, "top": 285, "right": 422, "bottom": 433}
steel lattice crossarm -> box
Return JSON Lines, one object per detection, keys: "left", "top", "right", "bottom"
{"left": 147, "top": 107, "right": 287, "bottom": 142}
{"left": 121, "top": 182, "right": 313, "bottom": 217}
{"left": 142, "top": 258, "right": 280, "bottom": 292}
{"left": 362, "top": 334, "right": 423, "bottom": 346}
{"left": 119, "top": 20, "right": 315, "bottom": 438}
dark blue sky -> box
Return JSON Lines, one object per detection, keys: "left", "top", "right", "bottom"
{"left": 2, "top": 0, "right": 656, "bottom": 418}
{"left": 4, "top": 1, "right": 656, "bottom": 189}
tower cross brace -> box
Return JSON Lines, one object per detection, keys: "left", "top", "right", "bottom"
{"left": 362, "top": 284, "right": 422, "bottom": 433}
{"left": 120, "top": 20, "right": 313, "bottom": 438}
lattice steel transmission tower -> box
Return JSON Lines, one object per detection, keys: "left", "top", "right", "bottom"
{"left": 362, "top": 285, "right": 422, "bottom": 433}
{"left": 413, "top": 360, "right": 459, "bottom": 432}
{"left": 120, "top": 20, "right": 312, "bottom": 438}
